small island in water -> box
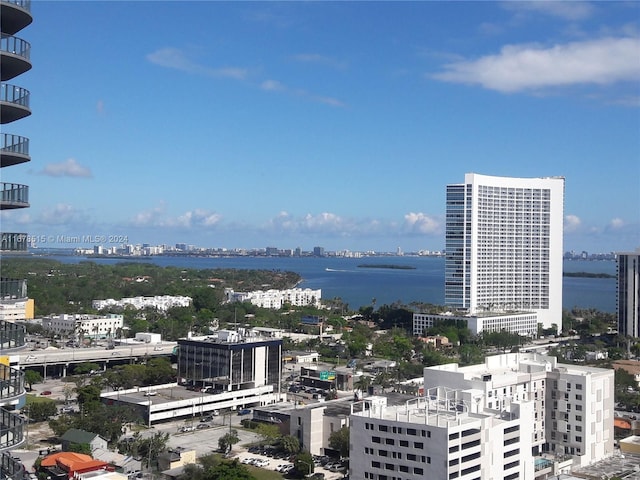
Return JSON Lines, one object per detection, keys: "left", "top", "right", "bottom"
{"left": 357, "top": 264, "right": 417, "bottom": 270}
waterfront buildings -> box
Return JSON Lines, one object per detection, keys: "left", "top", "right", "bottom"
{"left": 413, "top": 311, "right": 539, "bottom": 337}
{"left": 617, "top": 249, "right": 640, "bottom": 338}
{"left": 349, "top": 352, "right": 614, "bottom": 480}
{"left": 224, "top": 287, "right": 322, "bottom": 309}
{"left": 0, "top": 0, "right": 32, "bottom": 475}
{"left": 444, "top": 173, "right": 565, "bottom": 332}
{"left": 42, "top": 313, "right": 124, "bottom": 339}
{"left": 92, "top": 295, "right": 192, "bottom": 312}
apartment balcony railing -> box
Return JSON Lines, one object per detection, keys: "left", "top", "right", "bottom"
{"left": 0, "top": 408, "right": 24, "bottom": 452}
{"left": 0, "top": 0, "right": 32, "bottom": 36}
{"left": 0, "top": 319, "right": 26, "bottom": 350}
{"left": 0, "top": 84, "right": 30, "bottom": 124}
{"left": 0, "top": 182, "right": 29, "bottom": 209}
{"left": 1, "top": 232, "right": 28, "bottom": 251}
{"left": 0, "top": 133, "right": 29, "bottom": 167}
{"left": 0, "top": 364, "right": 25, "bottom": 403}
{"left": 0, "top": 451, "right": 28, "bottom": 479}
{"left": 0, "top": 34, "right": 31, "bottom": 81}
{"left": 0, "top": 278, "right": 26, "bottom": 300}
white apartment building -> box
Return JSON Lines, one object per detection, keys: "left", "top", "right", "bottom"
{"left": 42, "top": 313, "right": 123, "bottom": 338}
{"left": 413, "top": 311, "right": 538, "bottom": 337}
{"left": 445, "top": 173, "right": 565, "bottom": 331}
{"left": 350, "top": 353, "right": 614, "bottom": 480}
{"left": 92, "top": 295, "right": 192, "bottom": 312}
{"left": 617, "top": 249, "right": 640, "bottom": 337}
{"left": 224, "top": 287, "right": 322, "bottom": 309}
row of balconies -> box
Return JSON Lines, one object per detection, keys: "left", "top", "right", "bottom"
{"left": 0, "top": 182, "right": 29, "bottom": 209}
{"left": 0, "top": 0, "right": 31, "bottom": 467}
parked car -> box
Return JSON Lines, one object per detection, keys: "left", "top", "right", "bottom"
{"left": 200, "top": 415, "right": 213, "bottom": 422}
{"left": 237, "top": 408, "right": 251, "bottom": 416}
{"left": 196, "top": 423, "right": 211, "bottom": 430}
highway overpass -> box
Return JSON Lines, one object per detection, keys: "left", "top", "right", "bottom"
{"left": 17, "top": 342, "right": 178, "bottom": 378}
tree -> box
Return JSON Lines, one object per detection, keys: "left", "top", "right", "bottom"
{"left": 328, "top": 426, "right": 350, "bottom": 458}
{"left": 24, "top": 370, "right": 43, "bottom": 391}
{"left": 27, "top": 399, "right": 57, "bottom": 422}
{"left": 255, "top": 423, "right": 280, "bottom": 444}
{"left": 280, "top": 435, "right": 300, "bottom": 454}
{"left": 218, "top": 429, "right": 240, "bottom": 454}
{"left": 207, "top": 460, "right": 253, "bottom": 480}
{"left": 294, "top": 450, "right": 314, "bottom": 477}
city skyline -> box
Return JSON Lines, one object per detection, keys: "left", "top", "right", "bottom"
{"left": 2, "top": 1, "right": 639, "bottom": 253}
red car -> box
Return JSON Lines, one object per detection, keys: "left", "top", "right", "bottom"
{"left": 40, "top": 391, "right": 52, "bottom": 395}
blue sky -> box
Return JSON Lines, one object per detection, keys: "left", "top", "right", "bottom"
{"left": 3, "top": 1, "right": 639, "bottom": 253}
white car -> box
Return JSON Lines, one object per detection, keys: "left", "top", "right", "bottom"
{"left": 253, "top": 459, "right": 269, "bottom": 468}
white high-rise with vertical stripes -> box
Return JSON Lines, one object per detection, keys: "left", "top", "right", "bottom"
{"left": 445, "top": 173, "right": 565, "bottom": 330}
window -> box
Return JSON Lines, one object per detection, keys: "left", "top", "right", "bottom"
{"left": 400, "top": 440, "right": 409, "bottom": 447}
{"left": 379, "top": 450, "right": 388, "bottom": 457}
{"left": 372, "top": 461, "right": 380, "bottom": 468}
{"left": 385, "top": 463, "right": 394, "bottom": 470}
{"left": 450, "top": 459, "right": 460, "bottom": 466}
{"left": 407, "top": 454, "right": 416, "bottom": 461}
{"left": 414, "top": 442, "right": 424, "bottom": 449}
{"left": 449, "top": 445, "right": 459, "bottom": 453}
{"left": 373, "top": 436, "right": 381, "bottom": 444}
{"left": 449, "top": 432, "right": 460, "bottom": 440}
{"left": 408, "top": 428, "right": 417, "bottom": 436}
{"left": 505, "top": 461, "right": 519, "bottom": 470}
{"left": 576, "top": 436, "right": 582, "bottom": 442}
{"left": 423, "top": 430, "right": 430, "bottom": 438}
{"left": 385, "top": 438, "right": 395, "bottom": 445}
{"left": 414, "top": 468, "right": 424, "bottom": 475}
{"left": 379, "top": 425, "right": 388, "bottom": 432}
{"left": 399, "top": 466, "right": 408, "bottom": 473}
{"left": 462, "top": 452, "right": 481, "bottom": 462}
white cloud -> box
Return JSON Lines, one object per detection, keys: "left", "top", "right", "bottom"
{"left": 609, "top": 218, "right": 625, "bottom": 229}
{"left": 147, "top": 47, "right": 248, "bottom": 80}
{"left": 403, "top": 212, "right": 441, "bottom": 235}
{"left": 501, "top": 1, "right": 595, "bottom": 21}
{"left": 260, "top": 80, "right": 285, "bottom": 92}
{"left": 564, "top": 214, "right": 582, "bottom": 232}
{"left": 432, "top": 37, "right": 640, "bottom": 93}
{"left": 291, "top": 53, "right": 347, "bottom": 69}
{"left": 130, "top": 203, "right": 222, "bottom": 229}
{"left": 40, "top": 158, "right": 92, "bottom": 178}
{"left": 38, "top": 203, "right": 87, "bottom": 226}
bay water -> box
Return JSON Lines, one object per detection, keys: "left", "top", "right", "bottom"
{"left": 31, "top": 254, "right": 616, "bottom": 312}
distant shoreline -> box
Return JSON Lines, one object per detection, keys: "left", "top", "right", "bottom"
{"left": 563, "top": 271, "right": 615, "bottom": 279}
{"left": 357, "top": 264, "right": 417, "bottom": 270}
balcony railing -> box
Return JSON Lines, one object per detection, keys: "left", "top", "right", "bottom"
{"left": 0, "top": 182, "right": 28, "bottom": 209}
{"left": 0, "top": 451, "right": 28, "bottom": 479}
{"left": 0, "top": 34, "right": 32, "bottom": 81}
{"left": 0, "top": 364, "right": 25, "bottom": 402}
{"left": 0, "top": 133, "right": 30, "bottom": 167}
{"left": 1, "top": 232, "right": 28, "bottom": 251}
{"left": 0, "top": 319, "right": 26, "bottom": 350}
{"left": 0, "top": 0, "right": 32, "bottom": 37}
{"left": 0, "top": 84, "right": 30, "bottom": 123}
{"left": 0, "top": 408, "right": 24, "bottom": 452}
{"left": 0, "top": 84, "right": 28, "bottom": 107}
{"left": 0, "top": 278, "right": 26, "bottom": 300}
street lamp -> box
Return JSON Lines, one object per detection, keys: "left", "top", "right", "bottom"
{"left": 298, "top": 459, "right": 313, "bottom": 477}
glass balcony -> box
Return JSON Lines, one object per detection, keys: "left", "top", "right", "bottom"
{"left": 0, "top": 34, "right": 31, "bottom": 81}
{"left": 0, "top": 84, "right": 30, "bottom": 123}
{"left": 0, "top": 0, "right": 32, "bottom": 36}
{"left": 0, "top": 408, "right": 25, "bottom": 452}
{"left": 0, "top": 278, "right": 26, "bottom": 300}
{"left": 0, "top": 364, "right": 25, "bottom": 403}
{"left": 0, "top": 133, "right": 29, "bottom": 167}
{"left": 0, "top": 318, "right": 26, "bottom": 350}
{"left": 1, "top": 232, "right": 28, "bottom": 251}
{"left": 0, "top": 451, "right": 28, "bottom": 479}
{"left": 0, "top": 182, "right": 28, "bottom": 209}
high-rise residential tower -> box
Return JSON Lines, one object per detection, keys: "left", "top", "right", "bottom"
{"left": 445, "top": 173, "right": 565, "bottom": 330}
{"left": 617, "top": 249, "right": 640, "bottom": 338}
{"left": 0, "top": 0, "right": 32, "bottom": 476}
